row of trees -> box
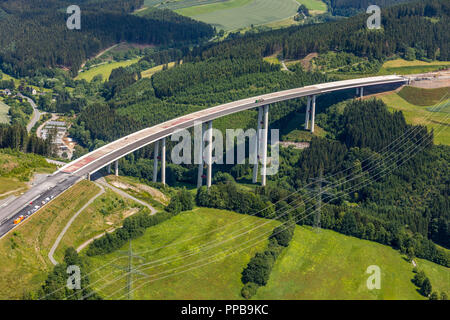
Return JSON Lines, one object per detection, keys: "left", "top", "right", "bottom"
{"left": 241, "top": 221, "right": 296, "bottom": 299}
{"left": 412, "top": 269, "right": 447, "bottom": 299}
{"left": 0, "top": 124, "right": 52, "bottom": 156}
{"left": 86, "top": 207, "right": 174, "bottom": 256}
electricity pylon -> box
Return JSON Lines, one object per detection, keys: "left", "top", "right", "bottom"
{"left": 307, "top": 168, "right": 334, "bottom": 232}
{"left": 114, "top": 240, "right": 146, "bottom": 300}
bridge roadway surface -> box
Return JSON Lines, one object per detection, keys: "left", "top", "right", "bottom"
{"left": 0, "top": 75, "right": 407, "bottom": 239}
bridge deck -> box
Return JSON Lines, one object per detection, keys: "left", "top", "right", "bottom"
{"left": 60, "top": 75, "right": 406, "bottom": 175}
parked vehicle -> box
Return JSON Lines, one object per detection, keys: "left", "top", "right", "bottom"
{"left": 14, "top": 215, "right": 25, "bottom": 225}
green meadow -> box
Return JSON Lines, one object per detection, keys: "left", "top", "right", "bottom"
{"left": 75, "top": 58, "right": 141, "bottom": 82}
{"left": 86, "top": 208, "right": 448, "bottom": 300}
{"left": 381, "top": 87, "right": 450, "bottom": 146}
{"left": 254, "top": 226, "right": 449, "bottom": 299}
{"left": 174, "top": 0, "right": 325, "bottom": 31}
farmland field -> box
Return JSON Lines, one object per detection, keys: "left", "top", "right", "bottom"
{"left": 378, "top": 59, "right": 450, "bottom": 75}
{"left": 75, "top": 58, "right": 141, "bottom": 82}
{"left": 168, "top": 0, "right": 327, "bottom": 31}
{"left": 141, "top": 62, "right": 176, "bottom": 79}
{"left": 381, "top": 88, "right": 450, "bottom": 145}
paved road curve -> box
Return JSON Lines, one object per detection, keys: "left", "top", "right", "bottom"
{"left": 18, "top": 93, "right": 45, "bottom": 133}
{"left": 48, "top": 183, "right": 105, "bottom": 265}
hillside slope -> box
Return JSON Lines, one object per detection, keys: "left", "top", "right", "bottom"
{"left": 255, "top": 226, "right": 449, "bottom": 299}
{"left": 86, "top": 209, "right": 448, "bottom": 299}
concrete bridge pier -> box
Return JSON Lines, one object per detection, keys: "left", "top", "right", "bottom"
{"left": 114, "top": 160, "right": 119, "bottom": 176}
{"left": 161, "top": 138, "right": 166, "bottom": 185}
{"left": 360, "top": 87, "right": 364, "bottom": 98}
{"left": 261, "top": 105, "right": 269, "bottom": 187}
{"left": 252, "top": 107, "right": 263, "bottom": 184}
{"left": 310, "top": 95, "right": 316, "bottom": 133}
{"left": 305, "top": 96, "right": 311, "bottom": 130}
{"left": 356, "top": 87, "right": 360, "bottom": 95}
{"left": 197, "top": 123, "right": 205, "bottom": 188}
{"left": 206, "top": 121, "right": 213, "bottom": 189}
{"left": 153, "top": 140, "right": 160, "bottom": 183}
{"left": 107, "top": 164, "right": 111, "bottom": 174}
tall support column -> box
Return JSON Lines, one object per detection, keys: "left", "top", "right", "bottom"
{"left": 114, "top": 160, "right": 119, "bottom": 176}
{"left": 310, "top": 95, "right": 316, "bottom": 133}
{"left": 261, "top": 105, "right": 269, "bottom": 187}
{"left": 252, "top": 107, "right": 263, "bottom": 184}
{"left": 107, "top": 164, "right": 111, "bottom": 174}
{"left": 161, "top": 138, "right": 166, "bottom": 185}
{"left": 206, "top": 121, "right": 213, "bottom": 189}
{"left": 153, "top": 140, "right": 159, "bottom": 183}
{"left": 87, "top": 173, "right": 91, "bottom": 181}
{"left": 197, "top": 123, "right": 205, "bottom": 188}
{"left": 356, "top": 87, "right": 359, "bottom": 96}
{"left": 305, "top": 96, "right": 311, "bottom": 130}
{"left": 360, "top": 87, "right": 364, "bottom": 98}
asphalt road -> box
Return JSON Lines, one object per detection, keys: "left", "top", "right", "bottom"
{"left": 18, "top": 93, "right": 45, "bottom": 133}
{"left": 0, "top": 173, "right": 81, "bottom": 239}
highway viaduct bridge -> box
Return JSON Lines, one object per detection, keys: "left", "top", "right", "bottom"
{"left": 0, "top": 75, "right": 408, "bottom": 238}
{"left": 57, "top": 75, "right": 408, "bottom": 187}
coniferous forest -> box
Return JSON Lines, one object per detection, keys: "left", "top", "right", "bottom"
{"left": 0, "top": 0, "right": 213, "bottom": 76}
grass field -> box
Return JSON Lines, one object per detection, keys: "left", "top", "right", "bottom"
{"left": 378, "top": 59, "right": 450, "bottom": 76}
{"left": 174, "top": 0, "right": 324, "bottom": 31}
{"left": 86, "top": 208, "right": 449, "bottom": 300}
{"left": 75, "top": 58, "right": 141, "bottom": 82}
{"left": 397, "top": 86, "right": 450, "bottom": 106}
{"left": 0, "top": 99, "right": 10, "bottom": 124}
{"left": 87, "top": 208, "right": 279, "bottom": 299}
{"left": 0, "top": 181, "right": 101, "bottom": 299}
{"left": 0, "top": 149, "right": 55, "bottom": 197}
{"left": 254, "top": 226, "right": 449, "bottom": 299}
{"left": 53, "top": 188, "right": 145, "bottom": 262}
{"left": 141, "top": 62, "right": 176, "bottom": 79}
{"left": 380, "top": 89, "right": 450, "bottom": 145}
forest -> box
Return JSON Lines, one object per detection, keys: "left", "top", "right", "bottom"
{"left": 0, "top": 0, "right": 213, "bottom": 76}
{"left": 326, "top": 0, "right": 418, "bottom": 16}
{"left": 189, "top": 0, "right": 449, "bottom": 62}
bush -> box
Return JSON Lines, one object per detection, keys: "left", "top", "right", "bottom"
{"left": 429, "top": 292, "right": 439, "bottom": 300}
{"left": 213, "top": 171, "right": 235, "bottom": 184}
{"left": 166, "top": 188, "right": 193, "bottom": 214}
{"left": 166, "top": 197, "right": 182, "bottom": 214}
{"left": 195, "top": 182, "right": 274, "bottom": 218}
{"left": 241, "top": 251, "right": 276, "bottom": 286}
{"left": 241, "top": 282, "right": 259, "bottom": 300}
{"left": 270, "top": 221, "right": 295, "bottom": 247}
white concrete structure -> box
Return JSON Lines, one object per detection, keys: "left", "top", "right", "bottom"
{"left": 55, "top": 76, "right": 406, "bottom": 186}
{"left": 206, "top": 121, "right": 213, "bottom": 188}
{"left": 252, "top": 107, "right": 263, "bottom": 184}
